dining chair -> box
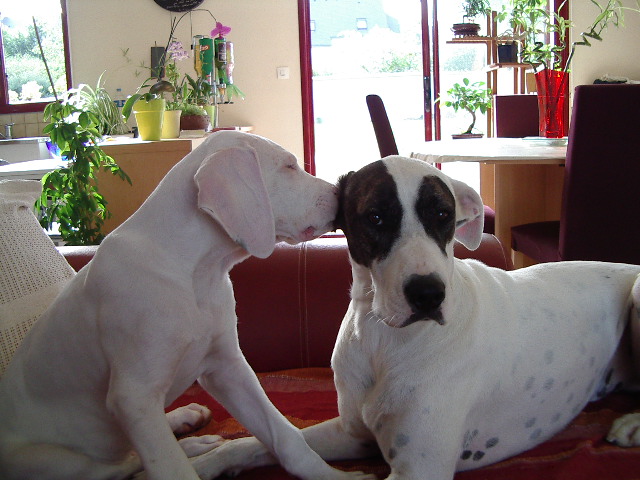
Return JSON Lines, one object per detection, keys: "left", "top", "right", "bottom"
{"left": 511, "top": 84, "right": 640, "bottom": 264}
{"left": 365, "top": 94, "right": 495, "bottom": 234}
{"left": 494, "top": 94, "right": 539, "bottom": 138}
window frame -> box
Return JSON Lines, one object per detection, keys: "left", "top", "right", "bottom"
{"left": 0, "top": 0, "right": 72, "bottom": 114}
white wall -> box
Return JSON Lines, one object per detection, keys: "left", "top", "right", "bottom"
{"left": 66, "top": 0, "right": 305, "bottom": 160}
{"left": 570, "top": 0, "right": 640, "bottom": 89}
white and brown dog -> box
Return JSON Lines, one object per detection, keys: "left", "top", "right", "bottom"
{"left": 190, "top": 155, "right": 640, "bottom": 480}
{"left": 0, "top": 131, "right": 374, "bottom": 480}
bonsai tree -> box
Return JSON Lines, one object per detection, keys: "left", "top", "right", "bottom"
{"left": 438, "top": 78, "right": 492, "bottom": 135}
{"left": 461, "top": 0, "right": 492, "bottom": 23}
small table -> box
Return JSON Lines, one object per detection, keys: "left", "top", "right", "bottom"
{"left": 411, "top": 138, "right": 567, "bottom": 260}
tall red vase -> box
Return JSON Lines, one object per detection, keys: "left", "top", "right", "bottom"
{"left": 535, "top": 70, "right": 568, "bottom": 138}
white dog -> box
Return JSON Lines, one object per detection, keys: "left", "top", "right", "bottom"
{"left": 0, "top": 131, "right": 374, "bottom": 480}
{"left": 188, "top": 156, "right": 640, "bottom": 480}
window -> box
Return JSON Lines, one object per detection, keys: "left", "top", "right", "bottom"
{"left": 0, "top": 0, "right": 71, "bottom": 113}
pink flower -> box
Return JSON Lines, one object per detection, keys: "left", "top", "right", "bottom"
{"left": 211, "top": 22, "right": 231, "bottom": 38}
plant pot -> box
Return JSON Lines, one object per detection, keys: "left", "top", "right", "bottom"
{"left": 452, "top": 23, "right": 480, "bottom": 37}
{"left": 452, "top": 133, "right": 483, "bottom": 139}
{"left": 180, "top": 114, "right": 210, "bottom": 132}
{"left": 203, "top": 105, "right": 217, "bottom": 129}
{"left": 133, "top": 98, "right": 165, "bottom": 141}
{"left": 161, "top": 110, "right": 182, "bottom": 139}
{"left": 497, "top": 43, "right": 518, "bottom": 63}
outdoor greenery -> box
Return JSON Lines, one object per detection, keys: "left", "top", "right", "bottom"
{"left": 2, "top": 17, "right": 66, "bottom": 102}
{"left": 36, "top": 100, "right": 131, "bottom": 245}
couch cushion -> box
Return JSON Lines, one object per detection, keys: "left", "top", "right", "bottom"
{"left": 0, "top": 180, "right": 75, "bottom": 376}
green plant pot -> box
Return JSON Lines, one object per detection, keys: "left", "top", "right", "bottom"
{"left": 133, "top": 98, "right": 165, "bottom": 141}
{"left": 203, "top": 105, "right": 217, "bottom": 128}
{"left": 161, "top": 109, "right": 182, "bottom": 139}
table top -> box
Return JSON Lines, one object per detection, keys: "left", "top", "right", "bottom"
{"left": 410, "top": 137, "right": 567, "bottom": 165}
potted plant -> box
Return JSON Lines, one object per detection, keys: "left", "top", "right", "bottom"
{"left": 179, "top": 73, "right": 214, "bottom": 131}
{"left": 437, "top": 78, "right": 492, "bottom": 138}
{"left": 70, "top": 73, "right": 129, "bottom": 136}
{"left": 452, "top": 0, "right": 492, "bottom": 37}
{"left": 36, "top": 97, "right": 131, "bottom": 245}
{"left": 510, "top": 0, "right": 639, "bottom": 137}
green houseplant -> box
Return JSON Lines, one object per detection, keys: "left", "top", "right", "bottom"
{"left": 453, "top": 0, "right": 492, "bottom": 36}
{"left": 507, "top": 0, "right": 639, "bottom": 137}
{"left": 36, "top": 99, "right": 131, "bottom": 245}
{"left": 70, "top": 73, "right": 129, "bottom": 136}
{"left": 438, "top": 78, "right": 492, "bottom": 137}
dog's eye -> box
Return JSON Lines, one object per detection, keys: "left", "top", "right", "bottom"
{"left": 437, "top": 210, "right": 450, "bottom": 222}
{"left": 285, "top": 164, "right": 297, "bottom": 170}
{"left": 368, "top": 211, "right": 383, "bottom": 226}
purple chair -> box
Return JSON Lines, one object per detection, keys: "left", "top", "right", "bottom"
{"left": 511, "top": 84, "right": 640, "bottom": 264}
{"left": 494, "top": 94, "right": 539, "bottom": 138}
{"left": 365, "top": 94, "right": 496, "bottom": 235}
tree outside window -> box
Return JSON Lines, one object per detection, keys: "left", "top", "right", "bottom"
{"left": 0, "top": 0, "right": 70, "bottom": 113}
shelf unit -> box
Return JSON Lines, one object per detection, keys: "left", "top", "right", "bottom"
{"left": 446, "top": 12, "right": 533, "bottom": 136}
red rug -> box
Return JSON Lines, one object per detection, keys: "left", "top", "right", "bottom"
{"left": 167, "top": 368, "right": 640, "bottom": 479}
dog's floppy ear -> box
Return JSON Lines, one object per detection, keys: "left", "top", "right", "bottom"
{"left": 450, "top": 178, "right": 484, "bottom": 251}
{"left": 333, "top": 171, "right": 354, "bottom": 231}
{"left": 194, "top": 146, "right": 276, "bottom": 259}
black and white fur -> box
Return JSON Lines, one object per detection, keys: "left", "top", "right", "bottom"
{"left": 182, "top": 156, "right": 640, "bottom": 480}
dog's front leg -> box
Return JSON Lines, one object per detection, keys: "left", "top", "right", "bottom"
{"left": 198, "top": 346, "right": 375, "bottom": 480}
{"left": 107, "top": 375, "right": 201, "bottom": 480}
{"left": 371, "top": 412, "right": 460, "bottom": 480}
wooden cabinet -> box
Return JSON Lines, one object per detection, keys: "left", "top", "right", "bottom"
{"left": 98, "top": 138, "right": 207, "bottom": 234}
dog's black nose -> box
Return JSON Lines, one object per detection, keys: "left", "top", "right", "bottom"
{"left": 403, "top": 273, "right": 445, "bottom": 325}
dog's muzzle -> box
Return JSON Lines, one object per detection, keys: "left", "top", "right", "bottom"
{"left": 402, "top": 273, "right": 445, "bottom": 327}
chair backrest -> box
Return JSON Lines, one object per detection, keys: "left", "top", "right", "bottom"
{"left": 560, "top": 84, "right": 640, "bottom": 264}
{"left": 365, "top": 94, "right": 399, "bottom": 157}
{"left": 494, "top": 94, "right": 539, "bottom": 137}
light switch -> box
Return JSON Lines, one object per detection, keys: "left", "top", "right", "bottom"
{"left": 277, "top": 66, "right": 290, "bottom": 80}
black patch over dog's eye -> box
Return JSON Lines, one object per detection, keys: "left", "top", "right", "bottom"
{"left": 416, "top": 176, "right": 456, "bottom": 254}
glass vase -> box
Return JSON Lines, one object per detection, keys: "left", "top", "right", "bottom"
{"left": 535, "top": 70, "right": 568, "bottom": 139}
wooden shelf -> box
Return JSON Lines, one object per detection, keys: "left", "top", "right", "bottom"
{"left": 447, "top": 35, "right": 493, "bottom": 44}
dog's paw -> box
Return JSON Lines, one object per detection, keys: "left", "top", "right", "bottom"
{"left": 179, "top": 434, "right": 227, "bottom": 457}
{"left": 607, "top": 413, "right": 640, "bottom": 447}
{"left": 167, "top": 403, "right": 213, "bottom": 435}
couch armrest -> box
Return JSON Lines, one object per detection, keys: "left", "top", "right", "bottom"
{"left": 57, "top": 233, "right": 511, "bottom": 373}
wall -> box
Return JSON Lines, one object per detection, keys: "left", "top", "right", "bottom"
{"left": 65, "top": 0, "right": 305, "bottom": 160}
{"left": 569, "top": 0, "right": 640, "bottom": 89}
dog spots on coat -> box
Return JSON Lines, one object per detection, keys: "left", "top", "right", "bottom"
{"left": 544, "top": 349, "right": 555, "bottom": 365}
{"left": 525, "top": 417, "right": 537, "bottom": 429}
{"left": 551, "top": 412, "right": 562, "bottom": 423}
{"left": 524, "top": 376, "right": 535, "bottom": 391}
{"left": 543, "top": 378, "right": 555, "bottom": 391}
{"left": 529, "top": 429, "right": 543, "bottom": 441}
{"left": 472, "top": 451, "right": 485, "bottom": 461}
{"left": 461, "top": 450, "right": 473, "bottom": 460}
{"left": 485, "top": 437, "right": 499, "bottom": 449}
{"left": 395, "top": 433, "right": 410, "bottom": 448}
{"left": 388, "top": 448, "right": 397, "bottom": 460}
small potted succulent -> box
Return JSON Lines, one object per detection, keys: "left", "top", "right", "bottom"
{"left": 437, "top": 78, "right": 492, "bottom": 138}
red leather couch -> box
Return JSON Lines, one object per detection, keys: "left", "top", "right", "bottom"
{"left": 58, "top": 235, "right": 640, "bottom": 479}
